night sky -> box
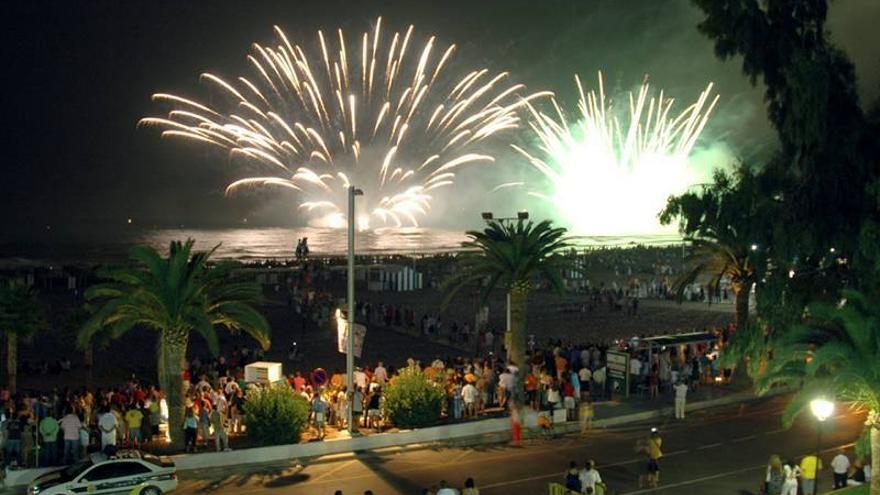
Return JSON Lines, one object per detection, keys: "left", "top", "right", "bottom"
{"left": 3, "top": 0, "right": 879, "bottom": 239}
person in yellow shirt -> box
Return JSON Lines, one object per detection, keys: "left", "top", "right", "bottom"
{"left": 647, "top": 430, "right": 663, "bottom": 488}
{"left": 124, "top": 406, "right": 144, "bottom": 448}
{"left": 799, "top": 454, "right": 822, "bottom": 495}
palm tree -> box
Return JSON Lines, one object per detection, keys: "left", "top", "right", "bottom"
{"left": 444, "top": 219, "right": 570, "bottom": 382}
{"left": 756, "top": 289, "right": 880, "bottom": 495}
{"left": 660, "top": 167, "right": 768, "bottom": 332}
{"left": 0, "top": 280, "right": 48, "bottom": 395}
{"left": 79, "top": 240, "right": 270, "bottom": 449}
{"left": 672, "top": 238, "right": 755, "bottom": 331}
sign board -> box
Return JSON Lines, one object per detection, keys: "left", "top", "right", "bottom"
{"left": 336, "top": 310, "right": 366, "bottom": 358}
{"left": 606, "top": 350, "right": 630, "bottom": 398}
{"left": 244, "top": 361, "right": 283, "bottom": 384}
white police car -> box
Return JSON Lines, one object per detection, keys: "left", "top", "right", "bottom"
{"left": 28, "top": 450, "right": 177, "bottom": 495}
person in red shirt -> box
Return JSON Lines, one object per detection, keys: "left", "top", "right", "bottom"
{"left": 562, "top": 379, "right": 576, "bottom": 420}
{"left": 133, "top": 386, "right": 146, "bottom": 404}
{"left": 292, "top": 371, "right": 307, "bottom": 392}
{"left": 525, "top": 372, "right": 539, "bottom": 410}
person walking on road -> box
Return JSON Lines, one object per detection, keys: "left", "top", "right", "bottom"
{"left": 800, "top": 453, "right": 822, "bottom": 495}
{"left": 436, "top": 479, "right": 459, "bottom": 495}
{"left": 579, "top": 399, "right": 594, "bottom": 435}
{"left": 830, "top": 450, "right": 850, "bottom": 489}
{"left": 579, "top": 459, "right": 603, "bottom": 493}
{"left": 646, "top": 430, "right": 663, "bottom": 488}
{"left": 673, "top": 380, "right": 688, "bottom": 420}
{"left": 461, "top": 477, "right": 479, "bottom": 495}
{"left": 781, "top": 459, "right": 801, "bottom": 495}
{"left": 764, "top": 454, "right": 784, "bottom": 495}
{"left": 564, "top": 461, "right": 582, "bottom": 493}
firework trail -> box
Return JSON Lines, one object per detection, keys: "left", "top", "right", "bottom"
{"left": 140, "top": 17, "right": 548, "bottom": 229}
{"left": 512, "top": 72, "right": 719, "bottom": 235}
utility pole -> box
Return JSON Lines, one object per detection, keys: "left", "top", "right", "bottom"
{"left": 347, "top": 185, "right": 363, "bottom": 435}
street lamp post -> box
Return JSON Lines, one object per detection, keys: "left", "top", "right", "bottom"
{"left": 809, "top": 398, "right": 835, "bottom": 495}
{"left": 347, "top": 185, "right": 363, "bottom": 435}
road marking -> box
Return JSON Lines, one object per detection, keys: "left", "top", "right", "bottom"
{"left": 479, "top": 448, "right": 692, "bottom": 490}
{"left": 446, "top": 450, "right": 472, "bottom": 464}
{"left": 308, "top": 459, "right": 353, "bottom": 482}
{"left": 695, "top": 442, "right": 722, "bottom": 450}
{"left": 663, "top": 449, "right": 689, "bottom": 456}
{"left": 731, "top": 434, "right": 757, "bottom": 443}
{"left": 619, "top": 464, "right": 765, "bottom": 494}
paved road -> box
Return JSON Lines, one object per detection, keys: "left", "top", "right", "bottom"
{"left": 176, "top": 396, "right": 864, "bottom": 495}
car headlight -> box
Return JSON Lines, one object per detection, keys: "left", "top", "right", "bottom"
{"left": 28, "top": 485, "right": 41, "bottom": 495}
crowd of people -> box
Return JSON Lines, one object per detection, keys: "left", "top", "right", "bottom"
{"left": 762, "top": 450, "right": 873, "bottom": 494}
{"left": 0, "top": 323, "right": 731, "bottom": 470}
{"left": 1, "top": 383, "right": 168, "bottom": 468}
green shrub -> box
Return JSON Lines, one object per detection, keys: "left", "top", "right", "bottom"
{"left": 383, "top": 365, "right": 445, "bottom": 429}
{"left": 243, "top": 384, "right": 310, "bottom": 445}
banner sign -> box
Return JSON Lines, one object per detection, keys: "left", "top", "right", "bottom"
{"left": 336, "top": 309, "right": 366, "bottom": 358}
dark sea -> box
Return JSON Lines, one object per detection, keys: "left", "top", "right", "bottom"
{"left": 0, "top": 227, "right": 682, "bottom": 265}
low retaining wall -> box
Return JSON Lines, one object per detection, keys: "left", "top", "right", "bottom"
{"left": 4, "top": 386, "right": 788, "bottom": 487}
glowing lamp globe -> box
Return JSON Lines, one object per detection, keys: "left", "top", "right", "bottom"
{"left": 810, "top": 398, "right": 834, "bottom": 422}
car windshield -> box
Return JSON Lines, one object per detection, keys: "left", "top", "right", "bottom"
{"left": 61, "top": 458, "right": 93, "bottom": 480}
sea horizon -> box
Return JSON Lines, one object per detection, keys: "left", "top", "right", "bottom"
{"left": 0, "top": 226, "right": 683, "bottom": 266}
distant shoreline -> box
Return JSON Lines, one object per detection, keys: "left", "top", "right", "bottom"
{"left": 0, "top": 226, "right": 684, "bottom": 267}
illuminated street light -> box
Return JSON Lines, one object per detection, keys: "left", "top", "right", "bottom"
{"left": 810, "top": 398, "right": 834, "bottom": 422}
{"left": 750, "top": 244, "right": 758, "bottom": 251}
{"left": 809, "top": 398, "right": 835, "bottom": 495}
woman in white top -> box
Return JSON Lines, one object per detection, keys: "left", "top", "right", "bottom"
{"left": 781, "top": 460, "right": 801, "bottom": 495}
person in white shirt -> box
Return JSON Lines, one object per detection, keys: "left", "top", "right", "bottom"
{"left": 59, "top": 410, "right": 83, "bottom": 464}
{"left": 373, "top": 362, "right": 388, "bottom": 384}
{"left": 630, "top": 357, "right": 642, "bottom": 377}
{"left": 782, "top": 460, "right": 801, "bottom": 495}
{"left": 579, "top": 459, "right": 602, "bottom": 492}
{"left": 461, "top": 382, "right": 478, "bottom": 417}
{"left": 578, "top": 367, "right": 592, "bottom": 400}
{"left": 498, "top": 370, "right": 515, "bottom": 407}
{"left": 592, "top": 366, "right": 606, "bottom": 390}
{"left": 354, "top": 368, "right": 367, "bottom": 390}
{"left": 673, "top": 381, "right": 689, "bottom": 419}
{"left": 435, "top": 479, "right": 459, "bottom": 495}
{"left": 224, "top": 380, "right": 241, "bottom": 397}
{"left": 98, "top": 407, "right": 118, "bottom": 450}
{"left": 830, "top": 450, "right": 850, "bottom": 489}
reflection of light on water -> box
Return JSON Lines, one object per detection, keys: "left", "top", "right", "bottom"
{"left": 310, "top": 212, "right": 371, "bottom": 231}
{"left": 135, "top": 228, "right": 681, "bottom": 260}
{"left": 136, "top": 227, "right": 472, "bottom": 259}
{"left": 0, "top": 227, "right": 682, "bottom": 265}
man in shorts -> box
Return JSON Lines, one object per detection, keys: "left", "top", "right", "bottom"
{"left": 311, "top": 392, "right": 327, "bottom": 440}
